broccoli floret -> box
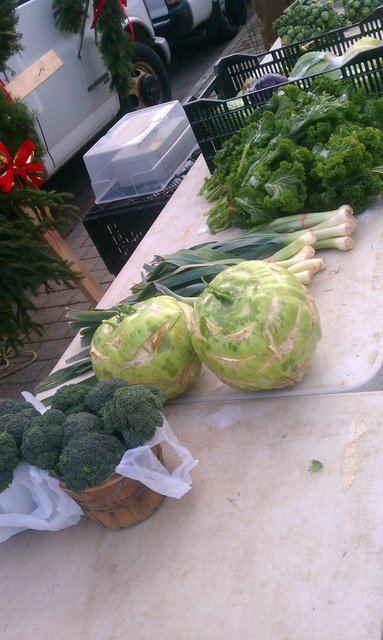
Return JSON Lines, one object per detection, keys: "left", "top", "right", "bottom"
{"left": 20, "top": 409, "right": 65, "bottom": 470}
{"left": 49, "top": 383, "right": 90, "bottom": 416}
{"left": 62, "top": 411, "right": 104, "bottom": 446}
{"left": 100, "top": 385, "right": 164, "bottom": 449}
{"left": 83, "top": 378, "right": 129, "bottom": 415}
{"left": 0, "top": 407, "right": 40, "bottom": 447}
{"left": 58, "top": 432, "right": 125, "bottom": 493}
{"left": 0, "top": 431, "right": 20, "bottom": 493}
{"left": 0, "top": 398, "right": 26, "bottom": 417}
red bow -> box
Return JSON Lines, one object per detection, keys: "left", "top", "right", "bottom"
{"left": 91, "top": 0, "right": 135, "bottom": 41}
{"left": 0, "top": 140, "right": 45, "bottom": 193}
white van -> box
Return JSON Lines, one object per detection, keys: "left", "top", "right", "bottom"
{"left": 1, "top": 0, "right": 172, "bottom": 178}
{"left": 147, "top": 0, "right": 247, "bottom": 43}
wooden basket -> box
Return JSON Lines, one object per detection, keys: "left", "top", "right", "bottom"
{"left": 60, "top": 444, "right": 166, "bottom": 529}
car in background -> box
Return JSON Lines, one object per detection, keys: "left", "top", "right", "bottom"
{"left": 147, "top": 0, "right": 247, "bottom": 43}
{"left": 1, "top": 0, "right": 172, "bottom": 178}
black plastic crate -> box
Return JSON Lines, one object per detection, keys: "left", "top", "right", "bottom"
{"left": 183, "top": 6, "right": 383, "bottom": 171}
{"left": 83, "top": 152, "right": 199, "bottom": 276}
{"left": 203, "top": 6, "right": 383, "bottom": 99}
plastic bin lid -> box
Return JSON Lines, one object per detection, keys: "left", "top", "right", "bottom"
{"left": 85, "top": 101, "right": 187, "bottom": 155}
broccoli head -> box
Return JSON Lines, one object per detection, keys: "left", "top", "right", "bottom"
{"left": 49, "top": 383, "right": 90, "bottom": 416}
{"left": 0, "top": 398, "right": 27, "bottom": 417}
{"left": 83, "top": 378, "right": 129, "bottom": 415}
{"left": 20, "top": 409, "right": 65, "bottom": 470}
{"left": 0, "top": 407, "right": 40, "bottom": 447}
{"left": 62, "top": 411, "right": 104, "bottom": 446}
{"left": 0, "top": 431, "right": 20, "bottom": 493}
{"left": 100, "top": 384, "right": 164, "bottom": 449}
{"left": 58, "top": 432, "right": 125, "bottom": 493}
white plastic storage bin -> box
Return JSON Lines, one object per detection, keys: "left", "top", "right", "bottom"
{"left": 83, "top": 101, "right": 198, "bottom": 203}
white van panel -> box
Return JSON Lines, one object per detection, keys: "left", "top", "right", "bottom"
{"left": 186, "top": 0, "right": 212, "bottom": 27}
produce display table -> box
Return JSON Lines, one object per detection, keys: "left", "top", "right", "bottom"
{"left": 45, "top": 153, "right": 383, "bottom": 402}
{"left": 4, "top": 10, "right": 383, "bottom": 637}
{"left": 1, "top": 391, "right": 383, "bottom": 639}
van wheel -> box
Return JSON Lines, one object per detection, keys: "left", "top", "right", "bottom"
{"left": 206, "top": 0, "right": 243, "bottom": 42}
{"left": 128, "top": 43, "right": 172, "bottom": 110}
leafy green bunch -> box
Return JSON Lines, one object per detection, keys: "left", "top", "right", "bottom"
{"left": 201, "top": 79, "right": 383, "bottom": 232}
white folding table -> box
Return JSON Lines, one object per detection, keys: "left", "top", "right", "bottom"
{"left": 1, "top": 391, "right": 383, "bottom": 639}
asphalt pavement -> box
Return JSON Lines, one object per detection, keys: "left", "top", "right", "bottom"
{"left": 0, "top": 14, "right": 263, "bottom": 400}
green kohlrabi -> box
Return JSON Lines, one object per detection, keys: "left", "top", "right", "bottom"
{"left": 190, "top": 260, "right": 321, "bottom": 391}
{"left": 90, "top": 296, "right": 201, "bottom": 400}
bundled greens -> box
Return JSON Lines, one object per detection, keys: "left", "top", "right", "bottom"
{"left": 200, "top": 79, "right": 383, "bottom": 232}
{"left": 128, "top": 205, "right": 356, "bottom": 301}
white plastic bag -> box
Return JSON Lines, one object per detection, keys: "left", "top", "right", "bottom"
{"left": 116, "top": 417, "right": 199, "bottom": 499}
{"left": 0, "top": 391, "right": 82, "bottom": 543}
{"left": 0, "top": 462, "right": 83, "bottom": 543}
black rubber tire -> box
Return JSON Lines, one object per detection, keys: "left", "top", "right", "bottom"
{"left": 125, "top": 42, "right": 172, "bottom": 111}
{"left": 210, "top": 0, "right": 242, "bottom": 42}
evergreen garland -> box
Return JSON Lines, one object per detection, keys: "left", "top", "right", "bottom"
{"left": 0, "top": 0, "right": 23, "bottom": 73}
{"left": 0, "top": 91, "right": 81, "bottom": 356}
{"left": 0, "top": 202, "right": 79, "bottom": 354}
{"left": 0, "top": 90, "right": 43, "bottom": 158}
{"left": 52, "top": 0, "right": 134, "bottom": 94}
{"left": 52, "top": 0, "right": 85, "bottom": 33}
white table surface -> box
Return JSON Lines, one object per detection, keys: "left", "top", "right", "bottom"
{"left": 43, "top": 153, "right": 383, "bottom": 403}
{"left": 2, "top": 391, "right": 383, "bottom": 639}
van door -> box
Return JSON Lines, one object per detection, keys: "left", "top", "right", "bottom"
{"left": 3, "top": 0, "right": 119, "bottom": 177}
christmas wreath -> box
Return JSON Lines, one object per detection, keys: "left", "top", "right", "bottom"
{"left": 0, "top": 0, "right": 23, "bottom": 73}
{"left": 52, "top": 0, "right": 134, "bottom": 95}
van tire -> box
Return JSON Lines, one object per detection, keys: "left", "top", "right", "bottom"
{"left": 127, "top": 42, "right": 172, "bottom": 110}
{"left": 206, "top": 0, "right": 242, "bottom": 42}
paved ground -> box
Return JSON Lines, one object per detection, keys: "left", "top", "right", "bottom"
{"left": 0, "top": 14, "right": 263, "bottom": 400}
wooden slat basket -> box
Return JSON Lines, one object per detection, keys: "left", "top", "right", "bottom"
{"left": 60, "top": 444, "right": 166, "bottom": 529}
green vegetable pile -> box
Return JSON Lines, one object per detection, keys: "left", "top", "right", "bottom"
{"left": 273, "top": 0, "right": 346, "bottom": 45}
{"left": 200, "top": 78, "right": 383, "bottom": 232}
{"left": 0, "top": 380, "right": 165, "bottom": 494}
{"left": 343, "top": 0, "right": 382, "bottom": 23}
{"left": 35, "top": 202, "right": 358, "bottom": 396}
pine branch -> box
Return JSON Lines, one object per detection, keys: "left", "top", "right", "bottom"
{"left": 0, "top": 0, "right": 23, "bottom": 72}
{"left": 0, "top": 210, "right": 82, "bottom": 354}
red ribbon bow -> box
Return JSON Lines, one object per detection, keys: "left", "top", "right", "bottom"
{"left": 0, "top": 140, "right": 45, "bottom": 193}
{"left": 91, "top": 0, "right": 135, "bottom": 41}
{"left": 0, "top": 80, "right": 13, "bottom": 103}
